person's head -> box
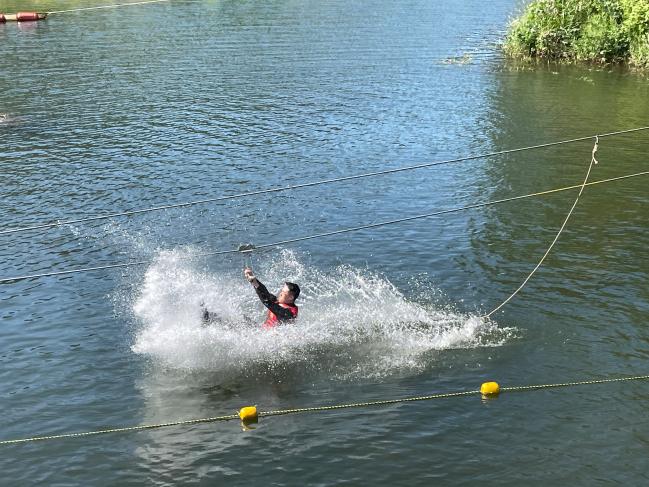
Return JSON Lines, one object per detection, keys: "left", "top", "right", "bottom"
{"left": 278, "top": 281, "right": 300, "bottom": 304}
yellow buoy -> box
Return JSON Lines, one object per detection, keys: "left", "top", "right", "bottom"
{"left": 238, "top": 406, "right": 258, "bottom": 422}
{"left": 480, "top": 381, "right": 500, "bottom": 397}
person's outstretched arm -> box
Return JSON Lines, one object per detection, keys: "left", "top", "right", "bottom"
{"left": 245, "top": 268, "right": 295, "bottom": 320}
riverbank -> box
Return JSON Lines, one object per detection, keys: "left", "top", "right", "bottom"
{"left": 504, "top": 0, "right": 649, "bottom": 67}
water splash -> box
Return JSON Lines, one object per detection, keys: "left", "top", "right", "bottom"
{"left": 131, "top": 248, "right": 514, "bottom": 379}
{"left": 0, "top": 113, "right": 22, "bottom": 126}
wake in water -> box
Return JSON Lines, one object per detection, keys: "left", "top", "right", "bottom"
{"left": 131, "top": 248, "right": 514, "bottom": 379}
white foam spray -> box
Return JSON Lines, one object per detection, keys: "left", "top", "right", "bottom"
{"left": 131, "top": 248, "right": 514, "bottom": 379}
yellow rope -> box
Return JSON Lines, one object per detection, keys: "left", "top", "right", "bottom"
{"left": 484, "top": 137, "right": 600, "bottom": 318}
{"left": 258, "top": 390, "right": 479, "bottom": 417}
{"left": 500, "top": 374, "right": 649, "bottom": 392}
{"left": 3, "top": 373, "right": 649, "bottom": 446}
{"left": 0, "top": 414, "right": 238, "bottom": 445}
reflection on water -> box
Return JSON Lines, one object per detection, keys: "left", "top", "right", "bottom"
{"left": 476, "top": 61, "right": 649, "bottom": 379}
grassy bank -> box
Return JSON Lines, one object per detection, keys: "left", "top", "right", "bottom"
{"left": 504, "top": 0, "right": 649, "bottom": 67}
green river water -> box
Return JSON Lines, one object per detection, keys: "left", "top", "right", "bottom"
{"left": 1, "top": 0, "right": 649, "bottom": 485}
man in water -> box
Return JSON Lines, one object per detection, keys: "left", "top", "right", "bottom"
{"left": 202, "top": 267, "right": 300, "bottom": 328}
{"left": 244, "top": 267, "right": 300, "bottom": 329}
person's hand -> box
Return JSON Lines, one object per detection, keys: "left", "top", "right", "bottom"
{"left": 244, "top": 267, "right": 256, "bottom": 283}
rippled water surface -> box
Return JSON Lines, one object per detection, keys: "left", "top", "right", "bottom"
{"left": 2, "top": 0, "right": 649, "bottom": 485}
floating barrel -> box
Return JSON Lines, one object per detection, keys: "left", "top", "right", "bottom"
{"left": 17, "top": 12, "right": 39, "bottom": 21}
{"left": 1, "top": 12, "right": 47, "bottom": 22}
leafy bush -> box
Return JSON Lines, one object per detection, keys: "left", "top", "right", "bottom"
{"left": 504, "top": 0, "right": 649, "bottom": 67}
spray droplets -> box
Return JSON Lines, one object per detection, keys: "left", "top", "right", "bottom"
{"left": 130, "top": 248, "right": 514, "bottom": 379}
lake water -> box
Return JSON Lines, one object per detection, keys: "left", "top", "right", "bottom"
{"left": 2, "top": 0, "right": 649, "bottom": 485}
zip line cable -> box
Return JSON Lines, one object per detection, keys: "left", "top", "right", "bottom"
{"left": 1, "top": 170, "right": 647, "bottom": 285}
{"left": 2, "top": 126, "right": 648, "bottom": 237}
{"left": 483, "top": 137, "right": 600, "bottom": 318}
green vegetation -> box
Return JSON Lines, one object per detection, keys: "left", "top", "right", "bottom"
{"left": 504, "top": 0, "right": 649, "bottom": 67}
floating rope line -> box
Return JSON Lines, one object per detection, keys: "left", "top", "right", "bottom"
{"left": 483, "top": 137, "right": 600, "bottom": 318}
{"left": 1, "top": 170, "right": 647, "bottom": 284}
{"left": 47, "top": 0, "right": 173, "bottom": 15}
{"left": 2, "top": 126, "right": 648, "bottom": 237}
{"left": 2, "top": 373, "right": 649, "bottom": 446}
{"left": 0, "top": 413, "right": 239, "bottom": 446}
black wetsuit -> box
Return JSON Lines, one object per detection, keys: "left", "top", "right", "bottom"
{"left": 255, "top": 280, "right": 297, "bottom": 322}
{"left": 201, "top": 280, "right": 296, "bottom": 325}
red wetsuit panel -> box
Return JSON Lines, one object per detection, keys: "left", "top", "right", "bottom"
{"left": 263, "top": 303, "right": 298, "bottom": 329}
